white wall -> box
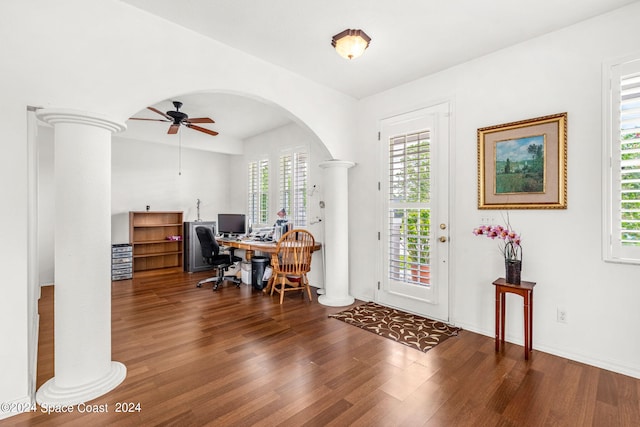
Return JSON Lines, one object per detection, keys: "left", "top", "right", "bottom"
{"left": 38, "top": 127, "right": 55, "bottom": 286}
{"left": 111, "top": 136, "right": 241, "bottom": 243}
{"left": 36, "top": 134, "right": 243, "bottom": 285}
{"left": 350, "top": 3, "right": 640, "bottom": 378}
{"left": 243, "top": 122, "right": 333, "bottom": 288}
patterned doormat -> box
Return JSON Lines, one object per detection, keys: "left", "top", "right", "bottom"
{"left": 329, "top": 302, "right": 461, "bottom": 353}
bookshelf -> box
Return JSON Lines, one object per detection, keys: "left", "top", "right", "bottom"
{"left": 129, "top": 211, "right": 184, "bottom": 277}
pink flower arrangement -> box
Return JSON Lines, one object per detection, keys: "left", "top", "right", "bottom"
{"left": 472, "top": 224, "right": 522, "bottom": 260}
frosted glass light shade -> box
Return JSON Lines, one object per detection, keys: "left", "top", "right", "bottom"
{"left": 331, "top": 29, "right": 371, "bottom": 60}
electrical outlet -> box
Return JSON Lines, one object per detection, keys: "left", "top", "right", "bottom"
{"left": 480, "top": 216, "right": 495, "bottom": 225}
{"left": 557, "top": 308, "right": 567, "bottom": 323}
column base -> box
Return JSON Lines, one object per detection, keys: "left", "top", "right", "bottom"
{"left": 318, "top": 294, "right": 355, "bottom": 307}
{"left": 36, "top": 361, "right": 126, "bottom": 406}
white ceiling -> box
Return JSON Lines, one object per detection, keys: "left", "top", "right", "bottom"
{"left": 121, "top": 94, "right": 293, "bottom": 155}
{"left": 118, "top": 0, "right": 637, "bottom": 152}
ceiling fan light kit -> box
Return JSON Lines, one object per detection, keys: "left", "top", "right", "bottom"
{"left": 130, "top": 101, "right": 218, "bottom": 137}
{"left": 331, "top": 29, "right": 371, "bottom": 60}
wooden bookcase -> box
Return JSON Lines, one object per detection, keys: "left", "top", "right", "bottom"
{"left": 129, "top": 211, "right": 184, "bottom": 277}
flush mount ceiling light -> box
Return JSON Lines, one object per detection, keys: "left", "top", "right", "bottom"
{"left": 331, "top": 29, "right": 371, "bottom": 60}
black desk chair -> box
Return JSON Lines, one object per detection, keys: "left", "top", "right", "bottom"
{"left": 195, "top": 226, "right": 242, "bottom": 290}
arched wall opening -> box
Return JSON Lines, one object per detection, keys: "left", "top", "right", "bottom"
{"left": 36, "top": 90, "right": 334, "bottom": 287}
{"left": 32, "top": 89, "right": 339, "bottom": 403}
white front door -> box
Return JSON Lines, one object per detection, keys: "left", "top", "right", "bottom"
{"left": 376, "top": 102, "right": 451, "bottom": 321}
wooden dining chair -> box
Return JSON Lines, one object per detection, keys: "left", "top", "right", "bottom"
{"left": 270, "top": 229, "right": 315, "bottom": 304}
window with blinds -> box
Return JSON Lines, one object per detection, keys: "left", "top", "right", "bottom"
{"left": 247, "top": 159, "right": 269, "bottom": 226}
{"left": 388, "top": 131, "right": 431, "bottom": 285}
{"left": 279, "top": 151, "right": 308, "bottom": 226}
{"left": 620, "top": 71, "right": 640, "bottom": 247}
{"left": 605, "top": 56, "right": 640, "bottom": 262}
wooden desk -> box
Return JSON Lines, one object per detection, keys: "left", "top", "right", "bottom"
{"left": 217, "top": 239, "right": 321, "bottom": 260}
{"left": 492, "top": 277, "right": 537, "bottom": 360}
{"left": 217, "top": 238, "right": 322, "bottom": 293}
{"left": 217, "top": 239, "right": 276, "bottom": 260}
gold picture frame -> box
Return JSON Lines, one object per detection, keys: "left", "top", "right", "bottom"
{"left": 477, "top": 112, "right": 567, "bottom": 209}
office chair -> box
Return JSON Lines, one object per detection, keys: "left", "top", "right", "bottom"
{"left": 195, "top": 226, "right": 242, "bottom": 290}
{"left": 270, "top": 229, "right": 315, "bottom": 304}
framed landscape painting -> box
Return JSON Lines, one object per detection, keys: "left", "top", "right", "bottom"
{"left": 477, "top": 112, "right": 567, "bottom": 209}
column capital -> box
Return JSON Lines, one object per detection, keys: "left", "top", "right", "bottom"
{"left": 319, "top": 159, "right": 356, "bottom": 169}
{"left": 36, "top": 108, "right": 126, "bottom": 133}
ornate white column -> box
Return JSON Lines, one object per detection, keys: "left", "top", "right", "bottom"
{"left": 35, "top": 109, "right": 127, "bottom": 405}
{"left": 318, "top": 160, "right": 355, "bottom": 306}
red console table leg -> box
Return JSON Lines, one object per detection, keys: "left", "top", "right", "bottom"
{"left": 524, "top": 292, "right": 530, "bottom": 359}
{"left": 529, "top": 290, "right": 534, "bottom": 353}
{"left": 495, "top": 286, "right": 500, "bottom": 351}
{"left": 500, "top": 292, "right": 506, "bottom": 347}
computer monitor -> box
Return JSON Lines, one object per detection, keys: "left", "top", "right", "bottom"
{"left": 217, "top": 213, "right": 246, "bottom": 236}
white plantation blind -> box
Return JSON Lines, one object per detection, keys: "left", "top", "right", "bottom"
{"left": 388, "top": 131, "right": 431, "bottom": 285}
{"left": 620, "top": 72, "right": 640, "bottom": 245}
{"left": 247, "top": 158, "right": 269, "bottom": 226}
{"left": 606, "top": 57, "right": 640, "bottom": 262}
{"left": 279, "top": 151, "right": 308, "bottom": 226}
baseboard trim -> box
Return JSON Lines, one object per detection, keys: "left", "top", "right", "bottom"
{"left": 451, "top": 320, "right": 640, "bottom": 380}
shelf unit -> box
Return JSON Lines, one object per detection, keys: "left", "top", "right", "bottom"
{"left": 129, "top": 211, "right": 184, "bottom": 277}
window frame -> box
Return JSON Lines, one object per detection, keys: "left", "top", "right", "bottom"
{"left": 603, "top": 53, "right": 640, "bottom": 264}
{"left": 247, "top": 157, "right": 270, "bottom": 227}
{"left": 279, "top": 147, "right": 309, "bottom": 227}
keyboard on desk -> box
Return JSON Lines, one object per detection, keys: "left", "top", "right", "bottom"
{"left": 248, "top": 240, "right": 277, "bottom": 246}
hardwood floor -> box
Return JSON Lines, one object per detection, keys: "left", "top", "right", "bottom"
{"left": 9, "top": 272, "right": 640, "bottom": 426}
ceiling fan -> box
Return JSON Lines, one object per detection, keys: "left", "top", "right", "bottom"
{"left": 129, "top": 101, "right": 218, "bottom": 136}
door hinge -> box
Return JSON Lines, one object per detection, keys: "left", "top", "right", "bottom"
{"left": 377, "top": 281, "right": 380, "bottom": 290}
{"left": 378, "top": 231, "right": 380, "bottom": 240}
{"left": 378, "top": 131, "right": 381, "bottom": 141}
{"left": 378, "top": 181, "right": 381, "bottom": 191}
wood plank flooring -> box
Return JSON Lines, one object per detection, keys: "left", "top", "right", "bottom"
{"left": 8, "top": 272, "right": 640, "bottom": 426}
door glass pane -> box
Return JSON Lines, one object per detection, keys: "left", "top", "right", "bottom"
{"left": 388, "top": 131, "right": 431, "bottom": 286}
{"left": 388, "top": 208, "right": 431, "bottom": 285}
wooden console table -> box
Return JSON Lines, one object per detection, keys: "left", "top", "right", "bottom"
{"left": 492, "top": 277, "right": 537, "bottom": 360}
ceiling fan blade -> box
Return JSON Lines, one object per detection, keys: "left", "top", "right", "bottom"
{"left": 129, "top": 117, "right": 170, "bottom": 122}
{"left": 185, "top": 117, "right": 215, "bottom": 124}
{"left": 186, "top": 123, "right": 219, "bottom": 136}
{"left": 148, "top": 106, "right": 172, "bottom": 120}
{"left": 168, "top": 124, "right": 180, "bottom": 134}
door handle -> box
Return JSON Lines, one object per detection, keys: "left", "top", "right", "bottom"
{"left": 439, "top": 236, "right": 447, "bottom": 243}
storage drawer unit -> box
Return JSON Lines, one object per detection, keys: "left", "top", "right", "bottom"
{"left": 112, "top": 243, "right": 133, "bottom": 280}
